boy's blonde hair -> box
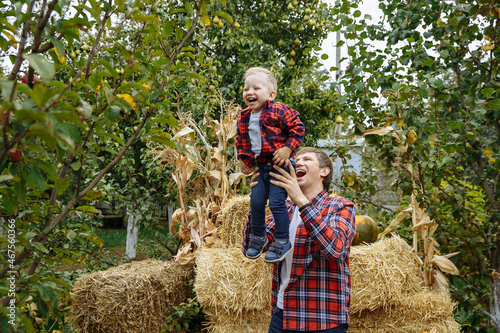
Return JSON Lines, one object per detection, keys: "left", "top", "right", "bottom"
{"left": 244, "top": 67, "right": 277, "bottom": 93}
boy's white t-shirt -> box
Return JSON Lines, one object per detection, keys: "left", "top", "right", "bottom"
{"left": 277, "top": 206, "right": 301, "bottom": 309}
{"left": 249, "top": 111, "right": 262, "bottom": 157}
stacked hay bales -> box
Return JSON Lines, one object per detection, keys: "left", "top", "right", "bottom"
{"left": 197, "top": 195, "right": 462, "bottom": 332}
{"left": 70, "top": 259, "right": 194, "bottom": 333}
{"left": 349, "top": 236, "right": 462, "bottom": 332}
{"left": 196, "top": 195, "right": 272, "bottom": 332}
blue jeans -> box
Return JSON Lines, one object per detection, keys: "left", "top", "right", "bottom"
{"left": 268, "top": 308, "right": 348, "bottom": 333}
{"left": 250, "top": 159, "right": 296, "bottom": 239}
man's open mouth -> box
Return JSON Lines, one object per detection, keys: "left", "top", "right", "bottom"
{"left": 296, "top": 169, "right": 306, "bottom": 178}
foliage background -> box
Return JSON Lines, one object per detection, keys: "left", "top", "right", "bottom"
{"left": 1, "top": 0, "right": 499, "bottom": 331}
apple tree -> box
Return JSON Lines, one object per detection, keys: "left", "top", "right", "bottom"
{"left": 0, "top": 0, "right": 235, "bottom": 330}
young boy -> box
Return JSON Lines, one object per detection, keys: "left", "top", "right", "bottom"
{"left": 236, "top": 67, "right": 305, "bottom": 263}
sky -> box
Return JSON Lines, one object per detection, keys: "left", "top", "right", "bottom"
{"left": 319, "top": 0, "right": 384, "bottom": 79}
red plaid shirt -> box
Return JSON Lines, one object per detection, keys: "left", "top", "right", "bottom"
{"left": 236, "top": 100, "right": 305, "bottom": 168}
{"left": 242, "top": 191, "right": 356, "bottom": 331}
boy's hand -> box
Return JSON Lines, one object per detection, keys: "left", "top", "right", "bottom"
{"left": 272, "top": 146, "right": 292, "bottom": 166}
{"left": 239, "top": 159, "right": 253, "bottom": 175}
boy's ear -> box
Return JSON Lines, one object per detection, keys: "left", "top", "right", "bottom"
{"left": 268, "top": 91, "right": 277, "bottom": 101}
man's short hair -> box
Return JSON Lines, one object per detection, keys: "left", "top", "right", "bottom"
{"left": 296, "top": 147, "right": 333, "bottom": 191}
{"left": 244, "top": 67, "right": 278, "bottom": 93}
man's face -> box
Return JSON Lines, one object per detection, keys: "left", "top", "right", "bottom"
{"left": 242, "top": 73, "right": 276, "bottom": 113}
{"left": 295, "top": 152, "right": 328, "bottom": 191}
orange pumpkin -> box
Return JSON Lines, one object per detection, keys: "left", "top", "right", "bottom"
{"left": 352, "top": 215, "right": 379, "bottom": 246}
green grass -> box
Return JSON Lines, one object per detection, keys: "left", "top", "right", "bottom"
{"left": 96, "top": 228, "right": 128, "bottom": 248}
{"left": 95, "top": 227, "right": 171, "bottom": 248}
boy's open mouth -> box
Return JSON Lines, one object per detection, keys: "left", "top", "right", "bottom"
{"left": 248, "top": 97, "right": 257, "bottom": 102}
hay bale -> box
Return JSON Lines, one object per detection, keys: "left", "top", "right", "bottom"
{"left": 217, "top": 195, "right": 270, "bottom": 247}
{"left": 217, "top": 195, "right": 250, "bottom": 247}
{"left": 349, "top": 235, "right": 461, "bottom": 332}
{"left": 350, "top": 235, "right": 424, "bottom": 312}
{"left": 194, "top": 247, "right": 272, "bottom": 311}
{"left": 70, "top": 259, "right": 194, "bottom": 333}
{"left": 203, "top": 306, "right": 270, "bottom": 333}
{"left": 350, "top": 290, "right": 459, "bottom": 332}
{"left": 349, "top": 318, "right": 461, "bottom": 333}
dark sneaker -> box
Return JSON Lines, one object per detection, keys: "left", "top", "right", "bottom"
{"left": 245, "top": 235, "right": 269, "bottom": 259}
{"left": 264, "top": 240, "right": 293, "bottom": 263}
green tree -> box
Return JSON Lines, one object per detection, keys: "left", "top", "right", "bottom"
{"left": 189, "top": 0, "right": 342, "bottom": 145}
{"left": 0, "top": 0, "right": 230, "bottom": 330}
{"left": 332, "top": 0, "right": 499, "bottom": 330}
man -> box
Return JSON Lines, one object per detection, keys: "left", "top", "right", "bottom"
{"left": 242, "top": 147, "right": 356, "bottom": 332}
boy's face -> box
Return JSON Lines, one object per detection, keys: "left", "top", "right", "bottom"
{"left": 243, "top": 73, "right": 276, "bottom": 113}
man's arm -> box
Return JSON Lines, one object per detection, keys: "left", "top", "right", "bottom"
{"left": 300, "top": 200, "right": 356, "bottom": 261}
{"left": 268, "top": 161, "right": 355, "bottom": 261}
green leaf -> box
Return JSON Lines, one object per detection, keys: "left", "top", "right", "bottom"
{"left": 14, "top": 171, "right": 27, "bottom": 205}
{"left": 176, "top": 28, "right": 183, "bottom": 42}
{"left": 32, "top": 281, "right": 59, "bottom": 311}
{"left": 481, "top": 88, "right": 494, "bottom": 98}
{"left": 81, "top": 232, "right": 104, "bottom": 248}
{"left": 488, "top": 99, "right": 500, "bottom": 110}
{"left": 46, "top": 36, "right": 66, "bottom": 60}
{"left": 180, "top": 72, "right": 203, "bottom": 80}
{"left": 75, "top": 205, "right": 99, "bottom": 214}
{"left": 0, "top": 79, "right": 16, "bottom": 100}
{"left": 212, "top": 11, "right": 233, "bottom": 24}
{"left": 35, "top": 159, "right": 58, "bottom": 182}
{"left": 71, "top": 161, "right": 81, "bottom": 170}
{"left": 0, "top": 174, "right": 14, "bottom": 182}
{"left": 120, "top": 45, "right": 132, "bottom": 61}
{"left": 99, "top": 59, "right": 119, "bottom": 79}
{"left": 55, "top": 177, "right": 70, "bottom": 195}
{"left": 32, "top": 242, "right": 49, "bottom": 253}
{"left": 24, "top": 231, "right": 37, "bottom": 240}
{"left": 14, "top": 108, "right": 47, "bottom": 122}
{"left": 26, "top": 165, "right": 47, "bottom": 191}
{"left": 23, "top": 54, "right": 55, "bottom": 82}
{"left": 107, "top": 105, "right": 122, "bottom": 119}
{"left": 185, "top": 1, "right": 193, "bottom": 14}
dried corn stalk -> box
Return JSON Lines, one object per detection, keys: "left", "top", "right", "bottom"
{"left": 363, "top": 125, "right": 460, "bottom": 288}
{"left": 149, "top": 92, "right": 245, "bottom": 264}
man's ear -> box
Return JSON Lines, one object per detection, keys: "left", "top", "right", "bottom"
{"left": 320, "top": 166, "right": 330, "bottom": 178}
{"left": 268, "top": 91, "right": 277, "bottom": 101}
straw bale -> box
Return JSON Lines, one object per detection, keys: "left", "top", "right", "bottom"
{"left": 350, "top": 235, "right": 424, "bottom": 312}
{"left": 217, "top": 195, "right": 250, "bottom": 247}
{"left": 350, "top": 289, "right": 457, "bottom": 327}
{"left": 349, "top": 318, "right": 461, "bottom": 333}
{"left": 194, "top": 246, "right": 272, "bottom": 311}
{"left": 217, "top": 195, "right": 271, "bottom": 247}
{"left": 70, "top": 259, "right": 194, "bottom": 333}
{"left": 203, "top": 306, "right": 270, "bottom": 333}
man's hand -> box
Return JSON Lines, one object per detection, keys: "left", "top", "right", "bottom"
{"left": 239, "top": 159, "right": 253, "bottom": 175}
{"left": 270, "top": 160, "right": 309, "bottom": 207}
{"left": 249, "top": 170, "right": 260, "bottom": 189}
{"left": 272, "top": 146, "right": 292, "bottom": 166}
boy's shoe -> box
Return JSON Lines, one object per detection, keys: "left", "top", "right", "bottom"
{"left": 245, "top": 235, "right": 269, "bottom": 259}
{"left": 264, "top": 240, "right": 293, "bottom": 263}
